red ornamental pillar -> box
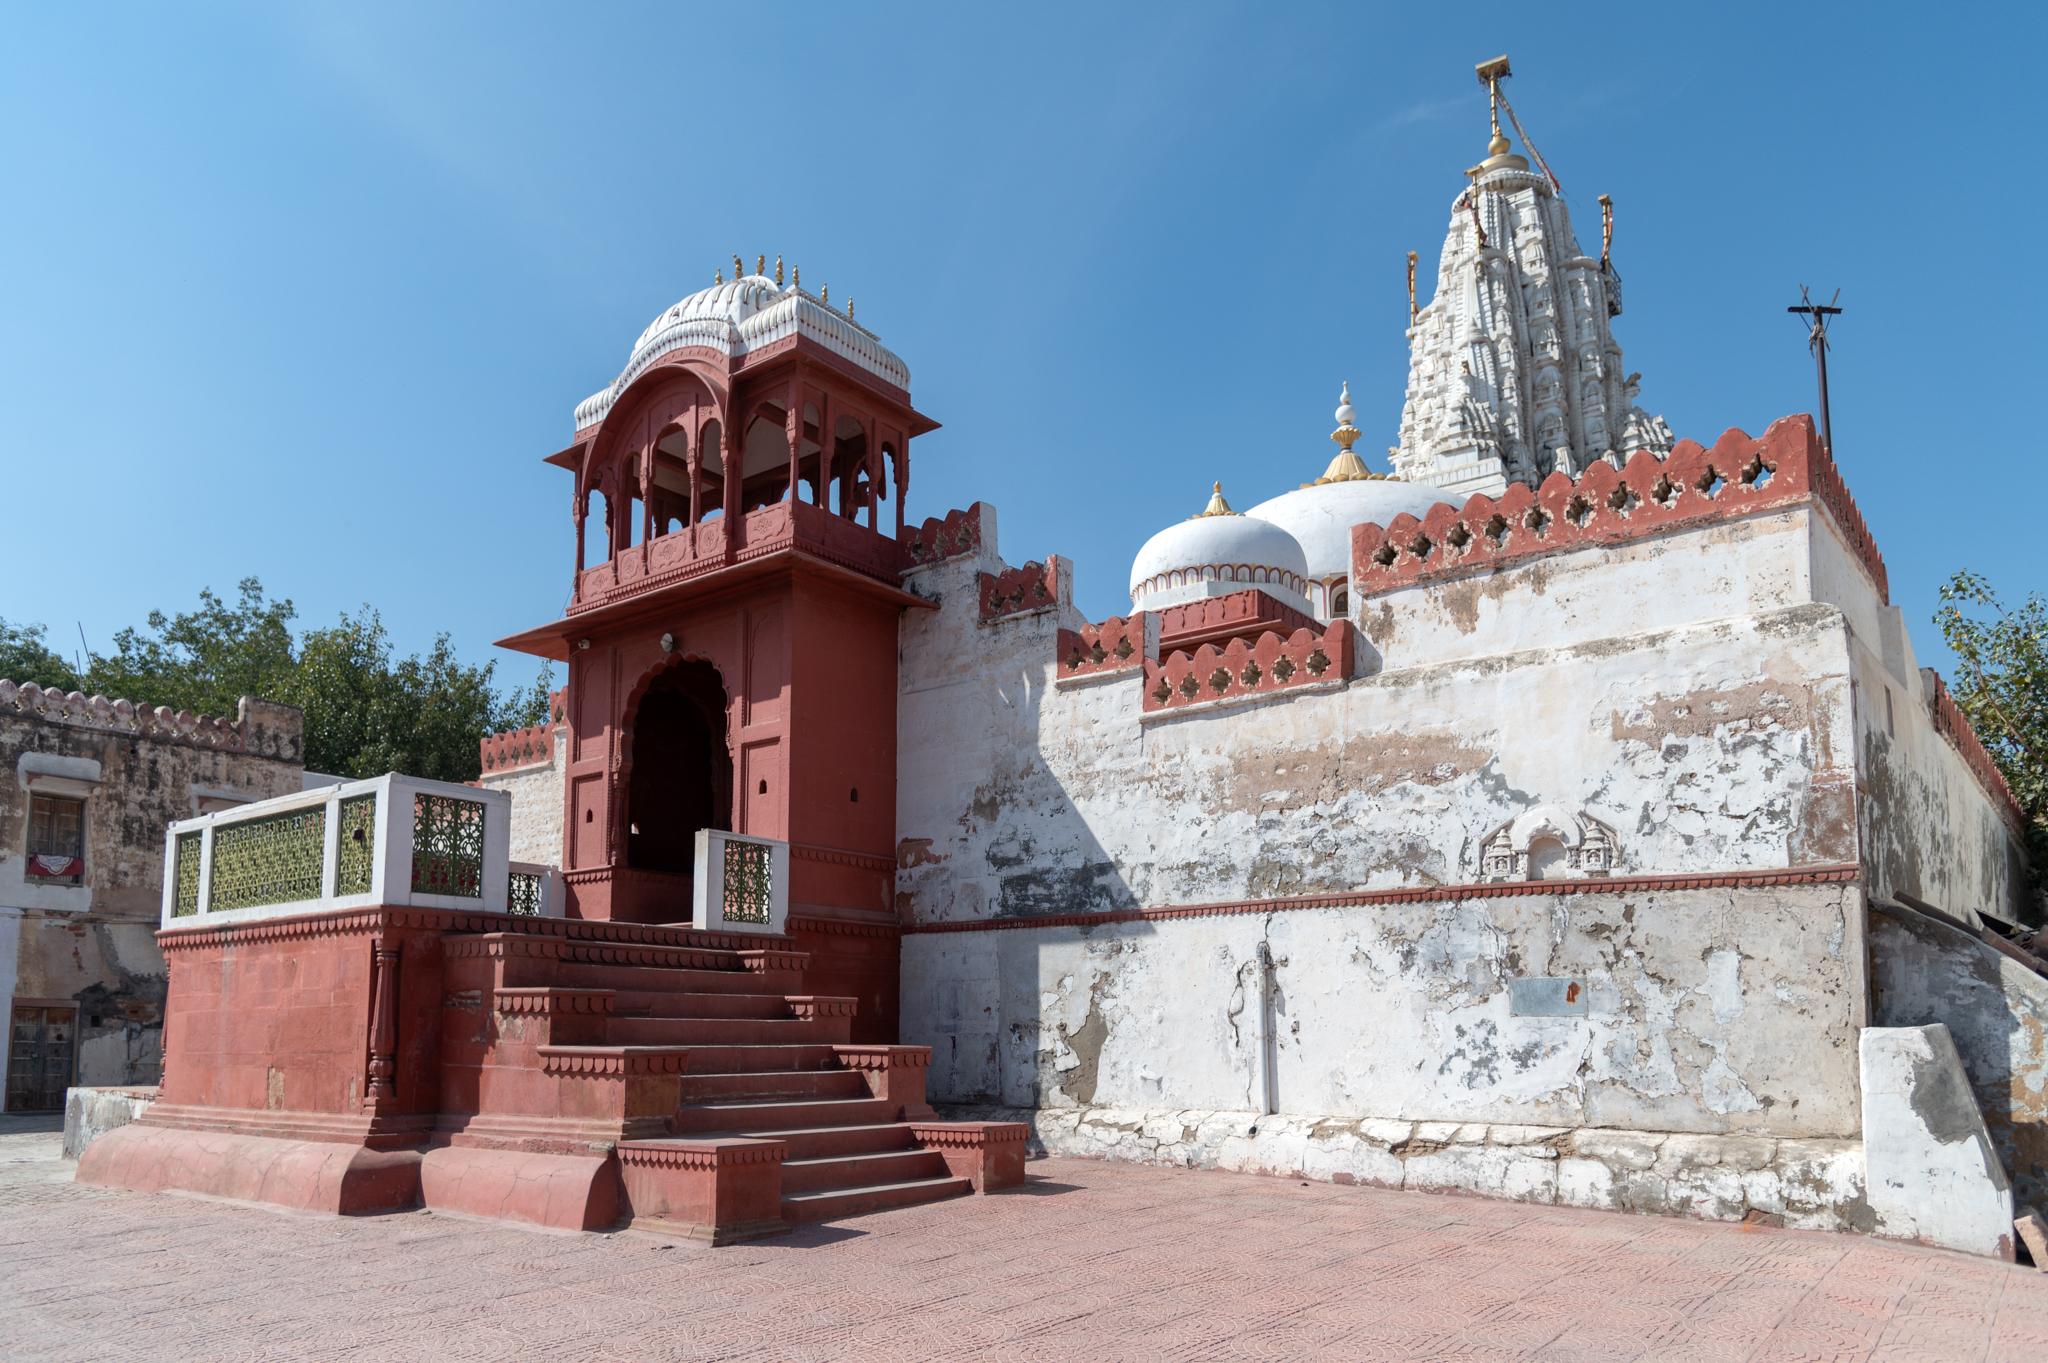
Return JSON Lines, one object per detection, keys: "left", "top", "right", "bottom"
{"left": 722, "top": 417, "right": 743, "bottom": 546}
{"left": 785, "top": 374, "right": 802, "bottom": 506}
{"left": 365, "top": 939, "right": 401, "bottom": 1105}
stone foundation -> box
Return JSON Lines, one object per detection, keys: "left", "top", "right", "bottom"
{"left": 941, "top": 1104, "right": 1870, "bottom": 1234}
{"left": 61, "top": 1084, "right": 155, "bottom": 1159}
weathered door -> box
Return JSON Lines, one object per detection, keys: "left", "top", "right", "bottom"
{"left": 6, "top": 1006, "right": 76, "bottom": 1111}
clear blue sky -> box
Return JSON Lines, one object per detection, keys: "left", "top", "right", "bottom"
{"left": 3, "top": 3, "right": 2040, "bottom": 698}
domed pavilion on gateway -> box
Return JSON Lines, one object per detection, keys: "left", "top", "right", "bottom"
{"left": 81, "top": 59, "right": 2037, "bottom": 1262}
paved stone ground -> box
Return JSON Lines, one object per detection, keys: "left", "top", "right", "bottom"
{"left": 4, "top": 1117, "right": 2046, "bottom": 1361}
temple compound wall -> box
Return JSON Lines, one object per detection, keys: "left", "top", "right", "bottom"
{"left": 0, "top": 683, "right": 305, "bottom": 1109}
{"left": 893, "top": 418, "right": 2033, "bottom": 1235}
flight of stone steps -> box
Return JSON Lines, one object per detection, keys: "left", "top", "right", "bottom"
{"left": 441, "top": 925, "right": 1017, "bottom": 1235}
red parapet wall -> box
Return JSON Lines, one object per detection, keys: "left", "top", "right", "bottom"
{"left": 901, "top": 504, "right": 984, "bottom": 567}
{"left": 1057, "top": 614, "right": 1148, "bottom": 679}
{"left": 1156, "top": 590, "right": 1317, "bottom": 651}
{"left": 1926, "top": 671, "right": 2028, "bottom": 835}
{"left": 480, "top": 689, "right": 565, "bottom": 775}
{"left": 1143, "top": 623, "right": 1354, "bottom": 713}
{"left": 1351, "top": 415, "right": 1889, "bottom": 605}
{"left": 979, "top": 556, "right": 1063, "bottom": 623}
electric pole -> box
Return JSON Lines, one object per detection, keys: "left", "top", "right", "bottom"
{"left": 1787, "top": 287, "right": 1843, "bottom": 455}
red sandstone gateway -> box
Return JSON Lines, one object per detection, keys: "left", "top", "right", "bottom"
{"left": 77, "top": 267, "right": 1028, "bottom": 1240}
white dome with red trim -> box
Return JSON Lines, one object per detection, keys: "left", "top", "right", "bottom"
{"left": 1129, "top": 483, "right": 1312, "bottom": 615}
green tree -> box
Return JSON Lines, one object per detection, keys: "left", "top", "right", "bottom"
{"left": 1935, "top": 570, "right": 2048, "bottom": 892}
{"left": 0, "top": 618, "right": 83, "bottom": 692}
{"left": 289, "top": 607, "right": 551, "bottom": 781}
{"left": 88, "top": 577, "right": 299, "bottom": 720}
{"left": 11, "top": 578, "right": 551, "bottom": 783}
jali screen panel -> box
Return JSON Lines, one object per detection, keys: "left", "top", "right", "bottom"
{"left": 507, "top": 871, "right": 545, "bottom": 916}
{"left": 721, "top": 840, "right": 773, "bottom": 924}
{"left": 411, "top": 793, "right": 484, "bottom": 898}
{"left": 171, "top": 831, "right": 203, "bottom": 917}
{"left": 335, "top": 794, "right": 377, "bottom": 896}
{"left": 209, "top": 807, "right": 326, "bottom": 913}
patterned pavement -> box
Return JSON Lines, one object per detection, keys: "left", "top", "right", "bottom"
{"left": 3, "top": 1116, "right": 2045, "bottom": 1362}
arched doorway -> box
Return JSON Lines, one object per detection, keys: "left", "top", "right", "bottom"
{"left": 626, "top": 659, "right": 732, "bottom": 874}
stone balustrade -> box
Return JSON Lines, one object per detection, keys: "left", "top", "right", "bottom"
{"left": 161, "top": 773, "right": 514, "bottom": 927}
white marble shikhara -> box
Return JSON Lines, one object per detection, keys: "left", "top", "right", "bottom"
{"left": 1392, "top": 120, "right": 1674, "bottom": 498}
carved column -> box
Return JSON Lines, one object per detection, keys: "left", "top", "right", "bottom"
{"left": 893, "top": 434, "right": 908, "bottom": 539}
{"left": 365, "top": 938, "right": 401, "bottom": 1105}
{"left": 863, "top": 416, "right": 879, "bottom": 530}
{"left": 784, "top": 372, "right": 803, "bottom": 508}
{"left": 722, "top": 416, "right": 743, "bottom": 547}
{"left": 814, "top": 392, "right": 832, "bottom": 508}
{"left": 688, "top": 424, "right": 702, "bottom": 551}
{"left": 639, "top": 446, "right": 654, "bottom": 555}
{"left": 573, "top": 487, "right": 587, "bottom": 583}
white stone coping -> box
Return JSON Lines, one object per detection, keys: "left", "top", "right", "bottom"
{"left": 691, "top": 829, "right": 790, "bottom": 937}
{"left": 1053, "top": 666, "right": 1143, "bottom": 691}
{"left": 159, "top": 773, "right": 512, "bottom": 929}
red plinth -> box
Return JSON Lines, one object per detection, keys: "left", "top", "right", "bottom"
{"left": 89, "top": 905, "right": 968, "bottom": 1237}
{"left": 909, "top": 1122, "right": 1031, "bottom": 1193}
{"left": 617, "top": 1138, "right": 790, "bottom": 1244}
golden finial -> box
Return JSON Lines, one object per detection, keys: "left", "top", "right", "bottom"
{"left": 733, "top": 254, "right": 744, "bottom": 279}
{"left": 1311, "top": 381, "right": 1383, "bottom": 484}
{"left": 775, "top": 255, "right": 785, "bottom": 286}
{"left": 715, "top": 267, "right": 723, "bottom": 284}
{"left": 756, "top": 253, "right": 766, "bottom": 276}
{"left": 821, "top": 283, "right": 829, "bottom": 304}
{"left": 793, "top": 265, "right": 800, "bottom": 288}
{"left": 1192, "top": 481, "right": 1236, "bottom": 518}
{"left": 847, "top": 297, "right": 854, "bottom": 321}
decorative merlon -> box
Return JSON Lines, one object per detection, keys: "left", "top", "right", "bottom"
{"left": 1352, "top": 415, "right": 1886, "bottom": 604}
{"left": 0, "top": 680, "right": 250, "bottom": 751}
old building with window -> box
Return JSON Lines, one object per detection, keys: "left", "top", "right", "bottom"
{"left": 0, "top": 682, "right": 306, "bottom": 1110}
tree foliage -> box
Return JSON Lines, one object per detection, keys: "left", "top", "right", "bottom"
{"left": 1936, "top": 570, "right": 2048, "bottom": 883}
{"left": 5, "top": 579, "right": 552, "bottom": 783}
{"left": 0, "top": 618, "right": 83, "bottom": 692}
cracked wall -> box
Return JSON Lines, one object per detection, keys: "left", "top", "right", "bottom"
{"left": 897, "top": 518, "right": 1862, "bottom": 930}
{"left": 904, "top": 880, "right": 1865, "bottom": 1136}
{"left": 1, "top": 702, "right": 305, "bottom": 1095}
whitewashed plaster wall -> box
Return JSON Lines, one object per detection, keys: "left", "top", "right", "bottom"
{"left": 478, "top": 729, "right": 567, "bottom": 868}
{"left": 899, "top": 536, "right": 1860, "bottom": 927}
{"left": 1354, "top": 509, "right": 1822, "bottom": 673}
{"left": 903, "top": 880, "right": 1865, "bottom": 1136}
{"left": 1869, "top": 903, "right": 2048, "bottom": 1213}
{"left": 1853, "top": 651, "right": 2026, "bottom": 921}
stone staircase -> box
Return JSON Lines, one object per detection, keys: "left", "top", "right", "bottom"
{"left": 430, "top": 927, "right": 1022, "bottom": 1240}
{"left": 597, "top": 953, "right": 975, "bottom": 1224}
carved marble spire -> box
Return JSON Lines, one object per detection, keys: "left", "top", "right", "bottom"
{"left": 1391, "top": 93, "right": 1674, "bottom": 498}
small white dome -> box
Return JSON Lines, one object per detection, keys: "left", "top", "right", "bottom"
{"left": 1130, "top": 498, "right": 1312, "bottom": 614}
{"left": 1245, "top": 478, "right": 1457, "bottom": 582}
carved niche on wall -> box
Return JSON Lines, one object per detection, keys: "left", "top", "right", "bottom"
{"left": 1478, "top": 804, "right": 1618, "bottom": 882}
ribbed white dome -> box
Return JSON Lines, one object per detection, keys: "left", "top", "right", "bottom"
{"left": 1245, "top": 479, "right": 1457, "bottom": 582}
{"left": 1129, "top": 509, "right": 1311, "bottom": 614}
{"left": 573, "top": 275, "right": 910, "bottom": 431}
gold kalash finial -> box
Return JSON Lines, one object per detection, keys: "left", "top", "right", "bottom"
{"left": 1191, "top": 482, "right": 1236, "bottom": 518}
{"left": 1302, "top": 383, "right": 1393, "bottom": 487}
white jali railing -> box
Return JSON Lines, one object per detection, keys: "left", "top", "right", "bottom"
{"left": 691, "top": 829, "right": 790, "bottom": 936}
{"left": 160, "top": 774, "right": 521, "bottom": 928}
